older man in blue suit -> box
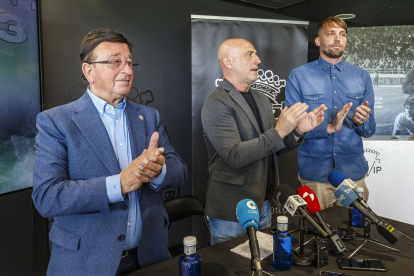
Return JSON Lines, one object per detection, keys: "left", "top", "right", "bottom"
{"left": 32, "top": 28, "right": 187, "bottom": 276}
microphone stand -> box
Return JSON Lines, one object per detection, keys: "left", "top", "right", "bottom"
{"left": 349, "top": 218, "right": 400, "bottom": 258}
{"left": 340, "top": 208, "right": 364, "bottom": 240}
{"left": 292, "top": 216, "right": 314, "bottom": 266}
{"left": 235, "top": 228, "right": 274, "bottom": 276}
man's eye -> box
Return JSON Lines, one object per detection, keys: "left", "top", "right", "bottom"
{"left": 112, "top": 60, "right": 121, "bottom": 64}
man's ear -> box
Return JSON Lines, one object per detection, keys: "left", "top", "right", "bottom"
{"left": 223, "top": 57, "right": 232, "bottom": 70}
{"left": 315, "top": 37, "right": 320, "bottom": 47}
{"left": 82, "top": 63, "right": 94, "bottom": 83}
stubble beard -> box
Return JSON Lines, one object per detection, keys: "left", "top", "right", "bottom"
{"left": 322, "top": 45, "right": 344, "bottom": 59}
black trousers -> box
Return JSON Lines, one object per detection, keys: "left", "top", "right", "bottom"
{"left": 116, "top": 247, "right": 140, "bottom": 276}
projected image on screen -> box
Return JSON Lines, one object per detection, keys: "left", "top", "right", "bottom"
{"left": 0, "top": 0, "right": 41, "bottom": 194}
{"left": 343, "top": 26, "right": 414, "bottom": 135}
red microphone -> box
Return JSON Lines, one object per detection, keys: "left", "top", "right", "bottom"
{"left": 296, "top": 186, "right": 347, "bottom": 255}
{"left": 296, "top": 186, "right": 321, "bottom": 215}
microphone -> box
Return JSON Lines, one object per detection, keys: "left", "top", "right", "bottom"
{"left": 275, "top": 184, "right": 328, "bottom": 238}
{"left": 328, "top": 170, "right": 372, "bottom": 211}
{"left": 335, "top": 186, "right": 402, "bottom": 244}
{"left": 297, "top": 186, "right": 347, "bottom": 255}
{"left": 236, "top": 199, "right": 263, "bottom": 276}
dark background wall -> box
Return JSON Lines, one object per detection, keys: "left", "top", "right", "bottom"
{"left": 0, "top": 0, "right": 318, "bottom": 275}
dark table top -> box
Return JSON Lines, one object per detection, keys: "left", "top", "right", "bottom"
{"left": 129, "top": 206, "right": 414, "bottom": 276}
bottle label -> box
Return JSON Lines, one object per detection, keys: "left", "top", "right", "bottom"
{"left": 281, "top": 238, "right": 292, "bottom": 254}
{"left": 277, "top": 222, "right": 288, "bottom": 232}
{"left": 184, "top": 245, "right": 196, "bottom": 255}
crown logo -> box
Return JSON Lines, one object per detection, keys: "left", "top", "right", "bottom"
{"left": 250, "top": 69, "right": 286, "bottom": 114}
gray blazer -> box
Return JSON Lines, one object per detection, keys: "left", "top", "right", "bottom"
{"left": 201, "top": 79, "right": 301, "bottom": 221}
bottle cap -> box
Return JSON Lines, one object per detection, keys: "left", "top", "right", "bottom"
{"left": 355, "top": 187, "right": 364, "bottom": 193}
{"left": 277, "top": 216, "right": 288, "bottom": 223}
{"left": 183, "top": 236, "right": 197, "bottom": 246}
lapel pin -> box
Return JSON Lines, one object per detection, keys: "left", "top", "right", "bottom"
{"left": 139, "top": 115, "right": 144, "bottom": 120}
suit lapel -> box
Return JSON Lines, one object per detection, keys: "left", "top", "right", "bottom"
{"left": 71, "top": 93, "right": 121, "bottom": 175}
{"left": 125, "top": 102, "right": 146, "bottom": 159}
{"left": 224, "top": 80, "right": 261, "bottom": 135}
{"left": 252, "top": 90, "right": 270, "bottom": 131}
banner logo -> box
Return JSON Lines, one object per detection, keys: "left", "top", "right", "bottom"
{"left": 364, "top": 148, "right": 381, "bottom": 176}
{"left": 215, "top": 69, "right": 286, "bottom": 115}
{"left": 250, "top": 69, "right": 286, "bottom": 114}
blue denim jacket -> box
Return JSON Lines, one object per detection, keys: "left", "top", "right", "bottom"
{"left": 285, "top": 57, "right": 375, "bottom": 183}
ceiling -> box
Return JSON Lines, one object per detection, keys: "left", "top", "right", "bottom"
{"left": 229, "top": 0, "right": 414, "bottom": 27}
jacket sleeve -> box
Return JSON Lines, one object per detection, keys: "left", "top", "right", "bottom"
{"left": 201, "top": 96, "right": 286, "bottom": 170}
{"left": 32, "top": 111, "right": 111, "bottom": 218}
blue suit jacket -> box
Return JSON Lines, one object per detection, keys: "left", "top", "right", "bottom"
{"left": 32, "top": 93, "right": 187, "bottom": 275}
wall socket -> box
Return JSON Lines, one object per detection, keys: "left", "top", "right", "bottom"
{"left": 163, "top": 187, "right": 179, "bottom": 200}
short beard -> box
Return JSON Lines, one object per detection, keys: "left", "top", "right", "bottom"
{"left": 322, "top": 46, "right": 344, "bottom": 59}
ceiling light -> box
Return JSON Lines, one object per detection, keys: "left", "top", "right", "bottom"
{"left": 335, "top": 14, "right": 356, "bottom": 20}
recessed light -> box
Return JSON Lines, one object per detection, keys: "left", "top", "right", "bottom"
{"left": 335, "top": 14, "right": 356, "bottom": 20}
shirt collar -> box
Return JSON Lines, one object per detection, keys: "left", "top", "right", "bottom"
{"left": 318, "top": 56, "right": 344, "bottom": 71}
{"left": 87, "top": 87, "right": 126, "bottom": 116}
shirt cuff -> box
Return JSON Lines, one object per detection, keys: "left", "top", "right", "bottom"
{"left": 149, "top": 163, "right": 167, "bottom": 190}
{"left": 106, "top": 174, "right": 124, "bottom": 203}
{"left": 356, "top": 122, "right": 371, "bottom": 135}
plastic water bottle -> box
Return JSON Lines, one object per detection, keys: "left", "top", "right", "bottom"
{"left": 179, "top": 236, "right": 201, "bottom": 276}
{"left": 273, "top": 216, "right": 292, "bottom": 271}
{"left": 352, "top": 187, "right": 365, "bottom": 228}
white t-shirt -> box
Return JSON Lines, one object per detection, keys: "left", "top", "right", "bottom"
{"left": 394, "top": 112, "right": 414, "bottom": 135}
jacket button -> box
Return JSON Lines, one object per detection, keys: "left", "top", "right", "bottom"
{"left": 121, "top": 205, "right": 128, "bottom": 211}
{"left": 118, "top": 235, "right": 125, "bottom": 241}
{"left": 262, "top": 177, "right": 266, "bottom": 181}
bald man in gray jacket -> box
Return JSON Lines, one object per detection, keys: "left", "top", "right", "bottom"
{"left": 201, "top": 38, "right": 327, "bottom": 245}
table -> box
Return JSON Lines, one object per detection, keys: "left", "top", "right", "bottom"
{"left": 129, "top": 206, "right": 414, "bottom": 275}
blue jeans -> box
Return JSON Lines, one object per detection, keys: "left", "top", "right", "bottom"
{"left": 209, "top": 200, "right": 272, "bottom": 245}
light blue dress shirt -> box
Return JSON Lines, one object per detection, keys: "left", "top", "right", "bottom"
{"left": 87, "top": 88, "right": 166, "bottom": 250}
{"left": 285, "top": 57, "right": 375, "bottom": 183}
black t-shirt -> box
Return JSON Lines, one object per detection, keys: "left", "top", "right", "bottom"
{"left": 239, "top": 90, "right": 264, "bottom": 133}
{"left": 239, "top": 90, "right": 273, "bottom": 201}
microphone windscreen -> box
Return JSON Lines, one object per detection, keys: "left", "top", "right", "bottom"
{"left": 297, "top": 186, "right": 321, "bottom": 215}
{"left": 275, "top": 184, "right": 296, "bottom": 206}
{"left": 236, "top": 199, "right": 259, "bottom": 230}
{"left": 328, "top": 170, "right": 347, "bottom": 188}
{"left": 334, "top": 185, "right": 358, "bottom": 207}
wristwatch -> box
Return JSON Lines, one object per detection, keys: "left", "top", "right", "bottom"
{"left": 292, "top": 128, "right": 305, "bottom": 138}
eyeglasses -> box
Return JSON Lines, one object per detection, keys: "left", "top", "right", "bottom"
{"left": 88, "top": 59, "right": 140, "bottom": 70}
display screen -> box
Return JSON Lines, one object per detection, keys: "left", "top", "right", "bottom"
{"left": 0, "top": 0, "right": 41, "bottom": 194}
{"left": 343, "top": 26, "right": 414, "bottom": 135}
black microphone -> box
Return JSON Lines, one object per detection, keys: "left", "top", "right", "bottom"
{"left": 335, "top": 186, "right": 402, "bottom": 244}
{"left": 275, "top": 184, "right": 328, "bottom": 238}
{"left": 236, "top": 199, "right": 263, "bottom": 276}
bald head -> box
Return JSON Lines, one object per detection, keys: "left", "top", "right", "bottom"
{"left": 216, "top": 38, "right": 261, "bottom": 92}
{"left": 218, "top": 38, "right": 252, "bottom": 65}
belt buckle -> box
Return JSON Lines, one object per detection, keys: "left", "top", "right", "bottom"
{"left": 122, "top": 250, "right": 129, "bottom": 258}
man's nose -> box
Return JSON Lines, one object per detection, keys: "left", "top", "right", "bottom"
{"left": 255, "top": 56, "right": 261, "bottom": 64}
{"left": 121, "top": 62, "right": 133, "bottom": 75}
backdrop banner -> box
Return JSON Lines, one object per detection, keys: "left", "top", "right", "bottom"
{"left": 363, "top": 139, "right": 414, "bottom": 225}
{"left": 191, "top": 15, "right": 309, "bottom": 215}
